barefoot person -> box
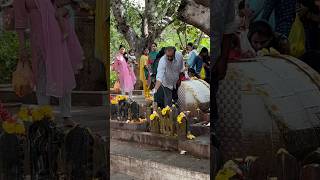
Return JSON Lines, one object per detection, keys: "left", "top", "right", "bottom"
{"left": 13, "top": 0, "right": 83, "bottom": 127}
{"left": 152, "top": 47, "right": 184, "bottom": 108}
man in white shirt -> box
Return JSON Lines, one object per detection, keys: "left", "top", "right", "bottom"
{"left": 152, "top": 46, "right": 184, "bottom": 108}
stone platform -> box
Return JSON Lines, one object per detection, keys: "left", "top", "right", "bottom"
{"left": 111, "top": 129, "right": 209, "bottom": 159}
{"left": 110, "top": 120, "right": 147, "bottom": 132}
{"left": 110, "top": 139, "right": 210, "bottom": 180}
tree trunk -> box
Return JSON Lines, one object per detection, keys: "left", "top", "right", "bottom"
{"left": 111, "top": 0, "right": 177, "bottom": 88}
{"left": 177, "top": 0, "right": 210, "bottom": 35}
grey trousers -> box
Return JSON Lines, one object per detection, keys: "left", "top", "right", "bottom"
{"left": 36, "top": 59, "right": 72, "bottom": 118}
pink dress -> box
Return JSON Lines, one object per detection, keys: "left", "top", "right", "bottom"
{"left": 13, "top": 0, "right": 83, "bottom": 97}
{"left": 112, "top": 53, "right": 136, "bottom": 93}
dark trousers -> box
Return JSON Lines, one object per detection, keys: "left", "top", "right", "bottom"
{"left": 154, "top": 85, "right": 177, "bottom": 109}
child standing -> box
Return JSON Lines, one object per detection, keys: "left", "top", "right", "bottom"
{"left": 127, "top": 49, "right": 138, "bottom": 74}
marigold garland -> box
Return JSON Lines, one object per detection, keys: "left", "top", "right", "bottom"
{"left": 161, "top": 106, "right": 171, "bottom": 116}
{"left": 177, "top": 112, "right": 186, "bottom": 124}
{"left": 150, "top": 111, "right": 159, "bottom": 121}
{"left": 0, "top": 102, "right": 26, "bottom": 135}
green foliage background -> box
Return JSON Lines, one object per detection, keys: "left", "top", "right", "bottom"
{"left": 110, "top": 1, "right": 209, "bottom": 87}
{"left": 0, "top": 31, "right": 19, "bottom": 83}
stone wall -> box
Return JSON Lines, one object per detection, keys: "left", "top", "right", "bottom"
{"left": 73, "top": 1, "right": 107, "bottom": 91}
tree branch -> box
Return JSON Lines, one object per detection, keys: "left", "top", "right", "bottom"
{"left": 177, "top": 0, "right": 210, "bottom": 35}
{"left": 151, "top": 0, "right": 178, "bottom": 41}
{"left": 111, "top": 0, "right": 139, "bottom": 47}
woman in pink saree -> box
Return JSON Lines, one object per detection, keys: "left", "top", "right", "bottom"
{"left": 112, "top": 45, "right": 136, "bottom": 98}
{"left": 13, "top": 0, "right": 83, "bottom": 126}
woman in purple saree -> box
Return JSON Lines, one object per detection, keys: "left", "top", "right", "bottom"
{"left": 13, "top": 0, "right": 83, "bottom": 126}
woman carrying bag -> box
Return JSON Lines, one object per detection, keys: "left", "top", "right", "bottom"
{"left": 13, "top": 0, "right": 83, "bottom": 127}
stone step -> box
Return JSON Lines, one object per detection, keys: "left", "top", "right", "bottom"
{"left": 0, "top": 87, "right": 108, "bottom": 106}
{"left": 111, "top": 171, "right": 138, "bottom": 180}
{"left": 111, "top": 129, "right": 210, "bottom": 159}
{"left": 110, "top": 89, "right": 143, "bottom": 95}
{"left": 110, "top": 120, "right": 147, "bottom": 132}
{"left": 110, "top": 139, "right": 210, "bottom": 180}
{"left": 53, "top": 106, "right": 107, "bottom": 135}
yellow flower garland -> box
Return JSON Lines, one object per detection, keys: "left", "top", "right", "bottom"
{"left": 111, "top": 99, "right": 118, "bottom": 105}
{"left": 177, "top": 112, "right": 186, "bottom": 124}
{"left": 258, "top": 47, "right": 281, "bottom": 57}
{"left": 2, "top": 121, "right": 25, "bottom": 135}
{"left": 150, "top": 111, "right": 159, "bottom": 121}
{"left": 31, "top": 109, "right": 44, "bottom": 122}
{"left": 18, "top": 107, "right": 31, "bottom": 122}
{"left": 161, "top": 106, "right": 171, "bottom": 116}
{"left": 116, "top": 95, "right": 128, "bottom": 101}
{"left": 18, "top": 105, "right": 54, "bottom": 122}
{"left": 187, "top": 131, "right": 196, "bottom": 140}
{"left": 38, "top": 105, "right": 54, "bottom": 120}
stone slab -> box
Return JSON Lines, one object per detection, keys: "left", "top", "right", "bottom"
{"left": 190, "top": 122, "right": 210, "bottom": 136}
{"left": 111, "top": 129, "right": 210, "bottom": 158}
{"left": 110, "top": 140, "right": 210, "bottom": 180}
{"left": 110, "top": 120, "right": 147, "bottom": 132}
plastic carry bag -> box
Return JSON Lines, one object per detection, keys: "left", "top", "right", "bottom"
{"left": 12, "top": 61, "right": 34, "bottom": 97}
{"left": 200, "top": 66, "right": 206, "bottom": 79}
{"left": 288, "top": 15, "right": 305, "bottom": 58}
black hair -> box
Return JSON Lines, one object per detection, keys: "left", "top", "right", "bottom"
{"left": 142, "top": 47, "right": 149, "bottom": 54}
{"left": 165, "top": 46, "right": 176, "bottom": 52}
{"left": 187, "top": 43, "right": 194, "bottom": 48}
{"left": 119, "top": 45, "right": 125, "bottom": 50}
{"left": 248, "top": 20, "right": 274, "bottom": 42}
{"left": 123, "top": 52, "right": 129, "bottom": 62}
{"left": 299, "top": 0, "right": 320, "bottom": 13}
{"left": 128, "top": 49, "right": 135, "bottom": 54}
{"left": 199, "top": 47, "right": 209, "bottom": 55}
{"left": 156, "top": 47, "right": 166, "bottom": 60}
{"left": 152, "top": 43, "right": 158, "bottom": 47}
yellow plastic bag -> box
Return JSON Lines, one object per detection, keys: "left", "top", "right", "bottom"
{"left": 288, "top": 15, "right": 305, "bottom": 58}
{"left": 200, "top": 66, "right": 206, "bottom": 79}
{"left": 12, "top": 61, "right": 34, "bottom": 97}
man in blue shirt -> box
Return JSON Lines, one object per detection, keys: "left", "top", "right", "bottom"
{"left": 186, "top": 42, "right": 198, "bottom": 67}
{"left": 190, "top": 47, "right": 209, "bottom": 77}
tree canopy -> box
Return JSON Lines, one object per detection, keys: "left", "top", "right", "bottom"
{"left": 110, "top": 0, "right": 209, "bottom": 58}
